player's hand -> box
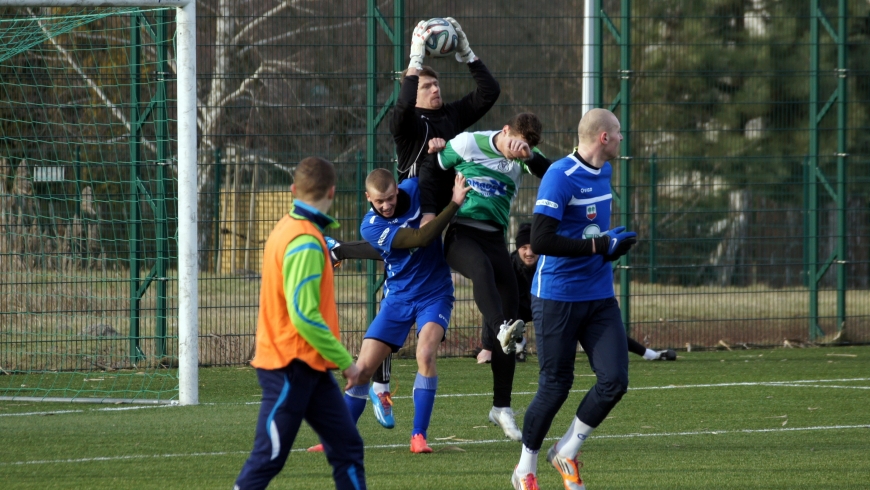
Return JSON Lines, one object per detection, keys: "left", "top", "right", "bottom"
{"left": 451, "top": 172, "right": 472, "bottom": 206}
{"left": 409, "top": 20, "right": 431, "bottom": 71}
{"left": 420, "top": 213, "right": 436, "bottom": 227}
{"left": 505, "top": 138, "right": 533, "bottom": 161}
{"left": 445, "top": 17, "right": 476, "bottom": 63}
{"left": 342, "top": 364, "right": 362, "bottom": 390}
{"left": 602, "top": 226, "right": 637, "bottom": 260}
{"left": 427, "top": 137, "right": 446, "bottom": 154}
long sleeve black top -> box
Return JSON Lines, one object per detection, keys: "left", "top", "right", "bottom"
{"left": 390, "top": 60, "right": 500, "bottom": 215}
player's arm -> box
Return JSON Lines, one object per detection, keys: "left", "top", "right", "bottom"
{"left": 419, "top": 134, "right": 469, "bottom": 221}
{"left": 530, "top": 214, "right": 637, "bottom": 260}
{"left": 283, "top": 235, "right": 353, "bottom": 371}
{"left": 524, "top": 149, "right": 552, "bottom": 179}
{"left": 392, "top": 173, "right": 471, "bottom": 249}
{"left": 331, "top": 240, "right": 383, "bottom": 262}
{"left": 390, "top": 22, "right": 430, "bottom": 138}
{"left": 418, "top": 159, "right": 455, "bottom": 220}
{"left": 390, "top": 74, "right": 421, "bottom": 138}
{"left": 443, "top": 18, "right": 500, "bottom": 130}
{"left": 530, "top": 213, "right": 600, "bottom": 257}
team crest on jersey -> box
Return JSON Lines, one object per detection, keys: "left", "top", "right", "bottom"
{"left": 467, "top": 177, "right": 508, "bottom": 197}
{"left": 586, "top": 205, "right": 597, "bottom": 220}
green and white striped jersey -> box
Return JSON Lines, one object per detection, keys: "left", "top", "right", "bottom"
{"left": 437, "top": 131, "right": 541, "bottom": 230}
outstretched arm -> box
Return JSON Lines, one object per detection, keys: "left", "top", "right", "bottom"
{"left": 450, "top": 60, "right": 500, "bottom": 131}
{"left": 392, "top": 173, "right": 471, "bottom": 249}
{"left": 332, "top": 240, "right": 383, "bottom": 261}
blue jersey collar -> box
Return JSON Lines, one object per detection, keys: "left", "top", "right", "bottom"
{"left": 290, "top": 201, "right": 339, "bottom": 231}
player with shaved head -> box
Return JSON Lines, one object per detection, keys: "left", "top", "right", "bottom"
{"left": 511, "top": 109, "right": 639, "bottom": 490}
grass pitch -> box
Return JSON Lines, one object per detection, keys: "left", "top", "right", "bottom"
{"left": 1, "top": 346, "right": 869, "bottom": 489}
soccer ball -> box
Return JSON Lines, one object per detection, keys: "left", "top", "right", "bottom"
{"left": 424, "top": 18, "right": 458, "bottom": 58}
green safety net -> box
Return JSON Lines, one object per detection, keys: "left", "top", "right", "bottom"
{"left": 0, "top": 6, "right": 179, "bottom": 403}
{"left": 0, "top": 8, "right": 141, "bottom": 64}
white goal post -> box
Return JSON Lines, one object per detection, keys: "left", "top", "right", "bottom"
{"left": 0, "top": 0, "right": 198, "bottom": 405}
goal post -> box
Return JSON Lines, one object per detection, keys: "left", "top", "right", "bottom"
{"left": 0, "top": 0, "right": 197, "bottom": 405}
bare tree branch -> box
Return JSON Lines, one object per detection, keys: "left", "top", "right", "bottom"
{"left": 31, "top": 8, "right": 157, "bottom": 155}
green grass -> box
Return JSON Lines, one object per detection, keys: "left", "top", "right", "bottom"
{"left": 1, "top": 346, "right": 869, "bottom": 489}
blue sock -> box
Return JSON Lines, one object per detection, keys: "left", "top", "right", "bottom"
{"left": 344, "top": 384, "right": 369, "bottom": 424}
{"left": 412, "top": 373, "right": 438, "bottom": 438}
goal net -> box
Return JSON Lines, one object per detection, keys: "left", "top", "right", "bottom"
{"left": 0, "top": 3, "right": 197, "bottom": 404}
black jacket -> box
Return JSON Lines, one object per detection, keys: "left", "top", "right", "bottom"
{"left": 511, "top": 250, "right": 535, "bottom": 323}
{"left": 389, "top": 60, "right": 500, "bottom": 215}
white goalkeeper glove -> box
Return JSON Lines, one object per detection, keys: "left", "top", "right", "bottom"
{"left": 445, "top": 17, "right": 476, "bottom": 63}
{"left": 409, "top": 20, "right": 430, "bottom": 71}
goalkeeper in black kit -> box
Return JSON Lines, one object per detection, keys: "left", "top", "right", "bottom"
{"left": 322, "top": 17, "right": 501, "bottom": 432}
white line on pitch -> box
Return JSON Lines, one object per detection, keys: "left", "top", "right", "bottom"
{"left": 1, "top": 424, "right": 867, "bottom": 466}
{"left": 0, "top": 409, "right": 84, "bottom": 417}
{"left": 391, "top": 377, "right": 870, "bottom": 399}
{"left": 6, "top": 377, "right": 869, "bottom": 414}
{"left": 0, "top": 405, "right": 168, "bottom": 417}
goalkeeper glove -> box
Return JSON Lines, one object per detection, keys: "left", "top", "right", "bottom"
{"left": 409, "top": 20, "right": 430, "bottom": 71}
{"left": 445, "top": 17, "right": 476, "bottom": 63}
{"left": 595, "top": 226, "right": 637, "bottom": 261}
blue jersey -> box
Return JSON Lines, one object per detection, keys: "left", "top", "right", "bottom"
{"left": 360, "top": 178, "right": 453, "bottom": 299}
{"left": 531, "top": 154, "right": 615, "bottom": 302}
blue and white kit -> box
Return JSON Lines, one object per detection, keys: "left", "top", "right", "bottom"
{"left": 359, "top": 177, "right": 454, "bottom": 349}
{"left": 531, "top": 154, "right": 615, "bottom": 302}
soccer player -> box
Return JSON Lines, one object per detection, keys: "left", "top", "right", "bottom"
{"left": 234, "top": 157, "right": 366, "bottom": 490}
{"left": 510, "top": 222, "right": 676, "bottom": 363}
{"left": 308, "top": 170, "right": 470, "bottom": 453}
{"left": 350, "top": 169, "right": 471, "bottom": 453}
{"left": 511, "top": 109, "right": 639, "bottom": 490}
{"left": 435, "top": 112, "right": 552, "bottom": 441}
{"left": 327, "top": 16, "right": 501, "bottom": 429}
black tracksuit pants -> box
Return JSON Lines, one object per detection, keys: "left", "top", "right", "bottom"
{"left": 444, "top": 223, "right": 519, "bottom": 408}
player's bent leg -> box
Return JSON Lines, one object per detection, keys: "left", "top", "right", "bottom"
{"left": 521, "top": 297, "right": 583, "bottom": 450}
{"left": 305, "top": 370, "right": 367, "bottom": 490}
{"left": 356, "top": 339, "right": 396, "bottom": 429}
{"left": 575, "top": 298, "right": 629, "bottom": 427}
{"left": 355, "top": 339, "right": 394, "bottom": 384}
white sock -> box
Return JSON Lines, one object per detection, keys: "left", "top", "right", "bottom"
{"left": 643, "top": 348, "right": 660, "bottom": 360}
{"left": 516, "top": 444, "right": 539, "bottom": 476}
{"left": 557, "top": 417, "right": 594, "bottom": 458}
{"left": 517, "top": 337, "right": 527, "bottom": 353}
{"left": 372, "top": 382, "right": 390, "bottom": 394}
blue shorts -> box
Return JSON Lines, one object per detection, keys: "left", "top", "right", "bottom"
{"left": 365, "top": 292, "right": 454, "bottom": 351}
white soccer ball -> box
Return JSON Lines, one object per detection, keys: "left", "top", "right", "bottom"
{"left": 424, "top": 18, "right": 458, "bottom": 58}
